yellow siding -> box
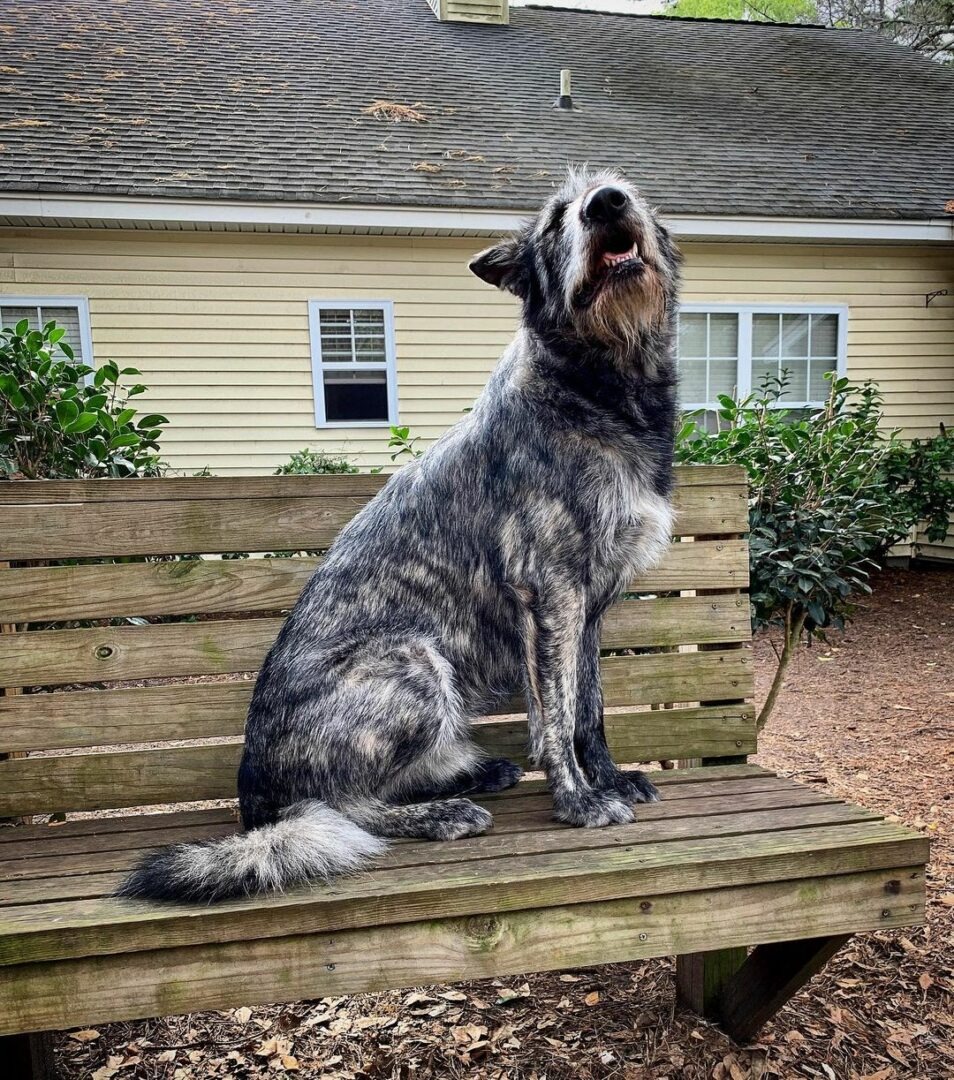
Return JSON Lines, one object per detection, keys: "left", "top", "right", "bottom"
{"left": 1, "top": 229, "right": 952, "bottom": 481}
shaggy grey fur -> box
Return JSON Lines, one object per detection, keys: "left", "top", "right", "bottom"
{"left": 117, "top": 168, "right": 681, "bottom": 904}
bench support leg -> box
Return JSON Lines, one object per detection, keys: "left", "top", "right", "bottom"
{"left": 717, "top": 934, "right": 852, "bottom": 1043}
{"left": 2, "top": 1032, "right": 55, "bottom": 1080}
{"left": 676, "top": 946, "right": 748, "bottom": 1017}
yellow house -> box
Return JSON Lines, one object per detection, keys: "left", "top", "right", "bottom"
{"left": 1, "top": 1, "right": 952, "bottom": 548}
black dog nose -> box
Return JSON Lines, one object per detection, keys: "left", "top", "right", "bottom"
{"left": 584, "top": 186, "right": 629, "bottom": 224}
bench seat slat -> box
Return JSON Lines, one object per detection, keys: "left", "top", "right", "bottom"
{"left": 0, "top": 540, "right": 750, "bottom": 625}
{"left": 1, "top": 778, "right": 850, "bottom": 886}
{"left": 0, "top": 829, "right": 925, "bottom": 1034}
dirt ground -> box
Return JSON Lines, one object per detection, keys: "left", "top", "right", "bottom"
{"left": 56, "top": 567, "right": 954, "bottom": 1080}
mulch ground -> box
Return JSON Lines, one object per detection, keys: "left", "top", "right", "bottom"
{"left": 55, "top": 567, "right": 954, "bottom": 1080}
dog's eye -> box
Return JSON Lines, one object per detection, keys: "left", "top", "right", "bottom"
{"left": 543, "top": 204, "right": 565, "bottom": 234}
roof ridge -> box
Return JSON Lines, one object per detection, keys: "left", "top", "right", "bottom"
{"left": 517, "top": 4, "right": 835, "bottom": 32}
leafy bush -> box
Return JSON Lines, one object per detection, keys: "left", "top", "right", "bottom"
{"left": 677, "top": 374, "right": 952, "bottom": 728}
{"left": 274, "top": 448, "right": 358, "bottom": 475}
{"left": 1, "top": 318, "right": 168, "bottom": 479}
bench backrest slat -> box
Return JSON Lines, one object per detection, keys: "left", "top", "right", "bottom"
{"left": 0, "top": 466, "right": 752, "bottom": 818}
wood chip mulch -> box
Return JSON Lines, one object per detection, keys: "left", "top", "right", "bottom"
{"left": 56, "top": 567, "right": 954, "bottom": 1080}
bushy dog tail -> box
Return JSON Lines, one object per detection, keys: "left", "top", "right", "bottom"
{"left": 115, "top": 800, "right": 387, "bottom": 904}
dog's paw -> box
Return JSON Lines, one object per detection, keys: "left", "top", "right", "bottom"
{"left": 435, "top": 800, "right": 494, "bottom": 840}
{"left": 600, "top": 768, "right": 660, "bottom": 806}
{"left": 477, "top": 758, "right": 525, "bottom": 793}
{"left": 554, "top": 789, "right": 635, "bottom": 828}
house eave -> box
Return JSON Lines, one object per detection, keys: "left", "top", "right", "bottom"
{"left": 1, "top": 193, "right": 951, "bottom": 243}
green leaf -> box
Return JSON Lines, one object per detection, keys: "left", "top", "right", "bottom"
{"left": 114, "top": 408, "right": 136, "bottom": 429}
{"left": 14, "top": 318, "right": 29, "bottom": 336}
{"left": 54, "top": 399, "right": 80, "bottom": 428}
{"left": 136, "top": 413, "right": 169, "bottom": 428}
{"left": 108, "top": 432, "right": 141, "bottom": 449}
{"left": 119, "top": 367, "right": 142, "bottom": 376}
{"left": 64, "top": 412, "right": 99, "bottom": 434}
{"left": 47, "top": 327, "right": 66, "bottom": 344}
{"left": 59, "top": 341, "right": 75, "bottom": 360}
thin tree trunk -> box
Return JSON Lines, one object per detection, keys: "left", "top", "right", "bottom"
{"left": 757, "top": 604, "right": 807, "bottom": 731}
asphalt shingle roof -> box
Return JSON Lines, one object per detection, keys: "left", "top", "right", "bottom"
{"left": 0, "top": 0, "right": 952, "bottom": 219}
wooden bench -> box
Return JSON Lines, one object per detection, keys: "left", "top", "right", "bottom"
{"left": 0, "top": 466, "right": 928, "bottom": 1075}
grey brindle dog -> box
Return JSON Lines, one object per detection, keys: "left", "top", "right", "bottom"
{"left": 119, "top": 169, "right": 682, "bottom": 903}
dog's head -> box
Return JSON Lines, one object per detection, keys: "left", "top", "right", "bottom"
{"left": 469, "top": 168, "right": 680, "bottom": 354}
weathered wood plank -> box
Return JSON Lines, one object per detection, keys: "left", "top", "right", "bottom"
{"left": 0, "top": 466, "right": 746, "bottom": 504}
{"left": 0, "top": 866, "right": 924, "bottom": 1035}
{"left": 0, "top": 800, "right": 885, "bottom": 907}
{"left": 2, "top": 785, "right": 854, "bottom": 883}
{"left": 0, "top": 826, "right": 925, "bottom": 970}
{"left": 718, "top": 934, "right": 853, "bottom": 1041}
{"left": 0, "top": 483, "right": 747, "bottom": 561}
{"left": 0, "top": 702, "right": 758, "bottom": 816}
{"left": 0, "top": 647, "right": 753, "bottom": 756}
{"left": 0, "top": 540, "right": 750, "bottom": 624}
{"left": 0, "top": 776, "right": 789, "bottom": 861}
{"left": 676, "top": 947, "right": 748, "bottom": 1016}
{"left": 0, "top": 595, "right": 750, "bottom": 689}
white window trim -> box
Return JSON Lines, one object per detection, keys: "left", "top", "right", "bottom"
{"left": 308, "top": 300, "right": 399, "bottom": 429}
{"left": 678, "top": 302, "right": 849, "bottom": 411}
{"left": 0, "top": 294, "right": 94, "bottom": 366}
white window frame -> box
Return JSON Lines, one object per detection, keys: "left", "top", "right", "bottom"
{"left": 308, "top": 300, "right": 398, "bottom": 429}
{"left": 677, "top": 302, "right": 849, "bottom": 412}
{"left": 0, "top": 294, "right": 94, "bottom": 366}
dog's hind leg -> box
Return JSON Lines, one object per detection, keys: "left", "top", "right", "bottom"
{"left": 346, "top": 798, "right": 492, "bottom": 841}
{"left": 399, "top": 757, "right": 524, "bottom": 801}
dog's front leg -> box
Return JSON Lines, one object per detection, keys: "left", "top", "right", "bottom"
{"left": 520, "top": 586, "right": 634, "bottom": 828}
{"left": 575, "top": 618, "right": 660, "bottom": 804}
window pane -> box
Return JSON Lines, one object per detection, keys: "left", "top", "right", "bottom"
{"left": 811, "top": 314, "right": 838, "bottom": 358}
{"left": 678, "top": 313, "right": 706, "bottom": 358}
{"left": 0, "top": 305, "right": 40, "bottom": 332}
{"left": 353, "top": 335, "right": 387, "bottom": 363}
{"left": 323, "top": 370, "right": 388, "bottom": 422}
{"left": 319, "top": 309, "right": 351, "bottom": 327}
{"left": 752, "top": 314, "right": 780, "bottom": 359}
{"left": 41, "top": 305, "right": 84, "bottom": 362}
{"left": 353, "top": 310, "right": 385, "bottom": 333}
{"left": 752, "top": 359, "right": 778, "bottom": 393}
{"left": 679, "top": 356, "right": 707, "bottom": 402}
{"left": 708, "top": 314, "right": 738, "bottom": 357}
{"left": 809, "top": 356, "right": 837, "bottom": 401}
{"left": 779, "top": 358, "right": 809, "bottom": 401}
{"left": 709, "top": 356, "right": 737, "bottom": 399}
{"left": 781, "top": 314, "right": 809, "bottom": 358}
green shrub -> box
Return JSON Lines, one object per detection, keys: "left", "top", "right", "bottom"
{"left": 0, "top": 318, "right": 168, "bottom": 479}
{"left": 676, "top": 374, "right": 952, "bottom": 728}
{"left": 274, "top": 448, "right": 358, "bottom": 475}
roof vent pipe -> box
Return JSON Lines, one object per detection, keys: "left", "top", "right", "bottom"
{"left": 558, "top": 69, "right": 573, "bottom": 110}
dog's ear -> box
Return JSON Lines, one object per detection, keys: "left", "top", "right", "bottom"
{"left": 468, "top": 238, "right": 528, "bottom": 298}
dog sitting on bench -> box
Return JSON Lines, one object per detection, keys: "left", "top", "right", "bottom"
{"left": 118, "top": 168, "right": 682, "bottom": 903}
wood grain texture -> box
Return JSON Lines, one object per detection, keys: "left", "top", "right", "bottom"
{"left": 0, "top": 467, "right": 746, "bottom": 504}
{"left": 0, "top": 479, "right": 747, "bottom": 560}
{"left": 0, "top": 825, "right": 926, "bottom": 968}
{"left": 0, "top": 703, "right": 758, "bottom": 815}
{"left": 0, "top": 594, "right": 750, "bottom": 691}
{"left": 718, "top": 934, "right": 853, "bottom": 1040}
{"left": 0, "top": 866, "right": 924, "bottom": 1035}
{"left": 0, "top": 540, "right": 750, "bottom": 624}
{"left": 0, "top": 647, "right": 753, "bottom": 758}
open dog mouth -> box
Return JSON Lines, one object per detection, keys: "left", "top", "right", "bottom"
{"left": 593, "top": 229, "right": 645, "bottom": 289}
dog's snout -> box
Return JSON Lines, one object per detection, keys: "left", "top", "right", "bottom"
{"left": 583, "top": 186, "right": 629, "bottom": 224}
